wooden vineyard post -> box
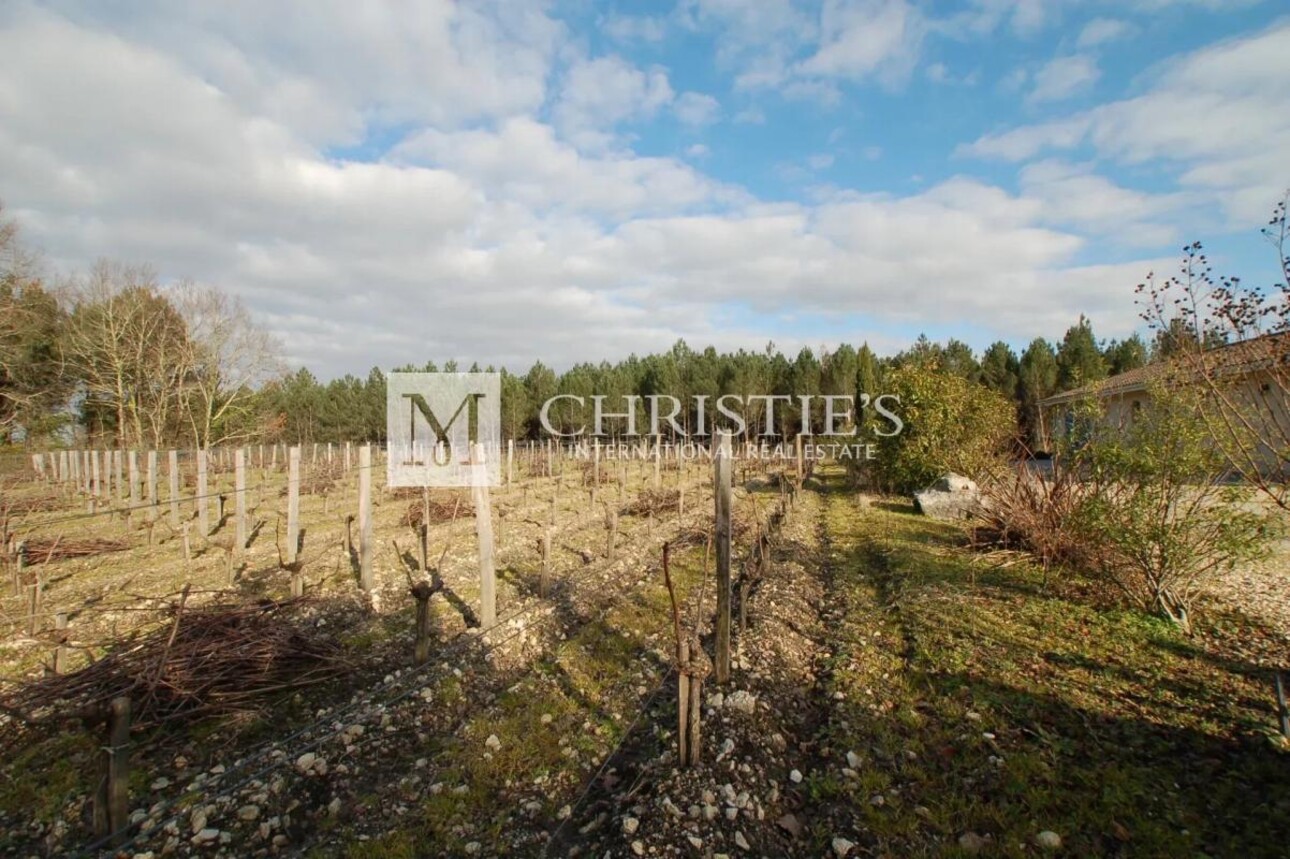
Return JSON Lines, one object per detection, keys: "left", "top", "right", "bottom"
{"left": 93, "top": 696, "right": 131, "bottom": 846}
{"left": 606, "top": 506, "right": 618, "bottom": 561}
{"left": 345, "top": 441, "right": 352, "bottom": 474}
{"left": 147, "top": 450, "right": 158, "bottom": 519}
{"left": 654, "top": 442, "right": 661, "bottom": 489}
{"left": 286, "top": 446, "right": 301, "bottom": 565}
{"left": 113, "top": 450, "right": 124, "bottom": 504}
{"left": 27, "top": 574, "right": 41, "bottom": 635}
{"left": 664, "top": 543, "right": 706, "bottom": 766}
{"left": 419, "top": 485, "right": 430, "bottom": 573}
{"left": 714, "top": 429, "right": 732, "bottom": 685}
{"left": 196, "top": 449, "right": 209, "bottom": 537}
{"left": 234, "top": 448, "right": 247, "bottom": 556}
{"left": 358, "top": 444, "right": 373, "bottom": 591}
{"left": 540, "top": 529, "right": 551, "bottom": 598}
{"left": 411, "top": 580, "right": 435, "bottom": 665}
{"left": 594, "top": 437, "right": 601, "bottom": 487}
{"left": 507, "top": 439, "right": 514, "bottom": 486}
{"left": 472, "top": 443, "right": 496, "bottom": 629}
{"left": 13, "top": 540, "right": 24, "bottom": 598}
{"left": 52, "top": 612, "right": 68, "bottom": 674}
{"left": 795, "top": 434, "right": 804, "bottom": 485}
{"left": 168, "top": 450, "right": 180, "bottom": 527}
{"left": 678, "top": 638, "right": 691, "bottom": 764}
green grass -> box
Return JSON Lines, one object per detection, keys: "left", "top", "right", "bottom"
{"left": 815, "top": 479, "right": 1290, "bottom": 857}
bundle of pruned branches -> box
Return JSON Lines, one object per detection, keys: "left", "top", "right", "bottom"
{"left": 13, "top": 536, "right": 130, "bottom": 565}
{"left": 399, "top": 493, "right": 472, "bottom": 528}
{"left": 0, "top": 596, "right": 345, "bottom": 732}
{"left": 619, "top": 488, "right": 680, "bottom": 517}
{"left": 1, "top": 493, "right": 63, "bottom": 517}
{"left": 300, "top": 460, "right": 344, "bottom": 496}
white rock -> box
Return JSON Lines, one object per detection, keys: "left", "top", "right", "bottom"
{"left": 484, "top": 734, "right": 502, "bottom": 751}
{"left": 236, "top": 805, "right": 259, "bottom": 822}
{"left": 631, "top": 841, "right": 645, "bottom": 856}
{"left": 708, "top": 692, "right": 725, "bottom": 708}
{"left": 846, "top": 751, "right": 861, "bottom": 768}
{"left": 294, "top": 753, "right": 317, "bottom": 774}
{"left": 734, "top": 831, "right": 751, "bottom": 850}
{"left": 1035, "top": 831, "right": 1062, "bottom": 850}
{"left": 832, "top": 836, "right": 855, "bottom": 857}
{"left": 622, "top": 817, "right": 639, "bottom": 835}
{"left": 789, "top": 769, "right": 803, "bottom": 784}
{"left": 150, "top": 777, "right": 170, "bottom": 791}
{"left": 725, "top": 690, "right": 756, "bottom": 714}
{"left": 190, "top": 828, "right": 220, "bottom": 846}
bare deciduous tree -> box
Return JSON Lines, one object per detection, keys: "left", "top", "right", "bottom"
{"left": 172, "top": 282, "right": 282, "bottom": 449}
{"left": 64, "top": 261, "right": 189, "bottom": 448}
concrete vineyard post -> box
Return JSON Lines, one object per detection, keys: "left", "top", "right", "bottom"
{"left": 471, "top": 443, "right": 496, "bottom": 629}
{"left": 196, "top": 449, "right": 209, "bottom": 537}
{"left": 168, "top": 451, "right": 180, "bottom": 527}
{"left": 147, "top": 450, "right": 158, "bottom": 518}
{"left": 358, "top": 444, "right": 373, "bottom": 590}
{"left": 287, "top": 446, "right": 301, "bottom": 566}
{"left": 128, "top": 450, "right": 140, "bottom": 511}
{"left": 234, "top": 448, "right": 247, "bottom": 556}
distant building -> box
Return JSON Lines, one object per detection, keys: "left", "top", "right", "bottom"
{"left": 1039, "top": 332, "right": 1290, "bottom": 473}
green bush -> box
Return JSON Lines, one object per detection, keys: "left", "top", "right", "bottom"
{"left": 1066, "top": 386, "right": 1278, "bottom": 631}
{"left": 872, "top": 365, "right": 1017, "bottom": 495}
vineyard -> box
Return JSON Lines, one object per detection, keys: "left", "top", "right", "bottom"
{"left": 0, "top": 441, "right": 800, "bottom": 857}
{"left": 5, "top": 443, "right": 1290, "bottom": 858}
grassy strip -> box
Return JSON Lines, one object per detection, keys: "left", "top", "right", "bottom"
{"left": 817, "top": 478, "right": 1290, "bottom": 857}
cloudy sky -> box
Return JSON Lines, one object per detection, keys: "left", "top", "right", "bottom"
{"left": 2, "top": 1, "right": 1287, "bottom": 379}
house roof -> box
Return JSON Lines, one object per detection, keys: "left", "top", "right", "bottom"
{"left": 1039, "top": 330, "right": 1290, "bottom": 408}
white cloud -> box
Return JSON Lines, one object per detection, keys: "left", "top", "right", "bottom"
{"left": 796, "top": 0, "right": 925, "bottom": 87}
{"left": 1077, "top": 17, "right": 1134, "bottom": 49}
{"left": 685, "top": 143, "right": 711, "bottom": 158}
{"left": 674, "top": 91, "right": 721, "bottom": 126}
{"left": 964, "top": 20, "right": 1290, "bottom": 222}
{"left": 1027, "top": 54, "right": 1100, "bottom": 103}
{"left": 16, "top": 0, "right": 563, "bottom": 148}
{"left": 553, "top": 55, "right": 675, "bottom": 149}
{"left": 807, "top": 153, "right": 835, "bottom": 170}
{"left": 0, "top": 0, "right": 1228, "bottom": 381}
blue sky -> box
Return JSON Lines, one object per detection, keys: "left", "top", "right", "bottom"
{"left": 1, "top": 1, "right": 1287, "bottom": 378}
